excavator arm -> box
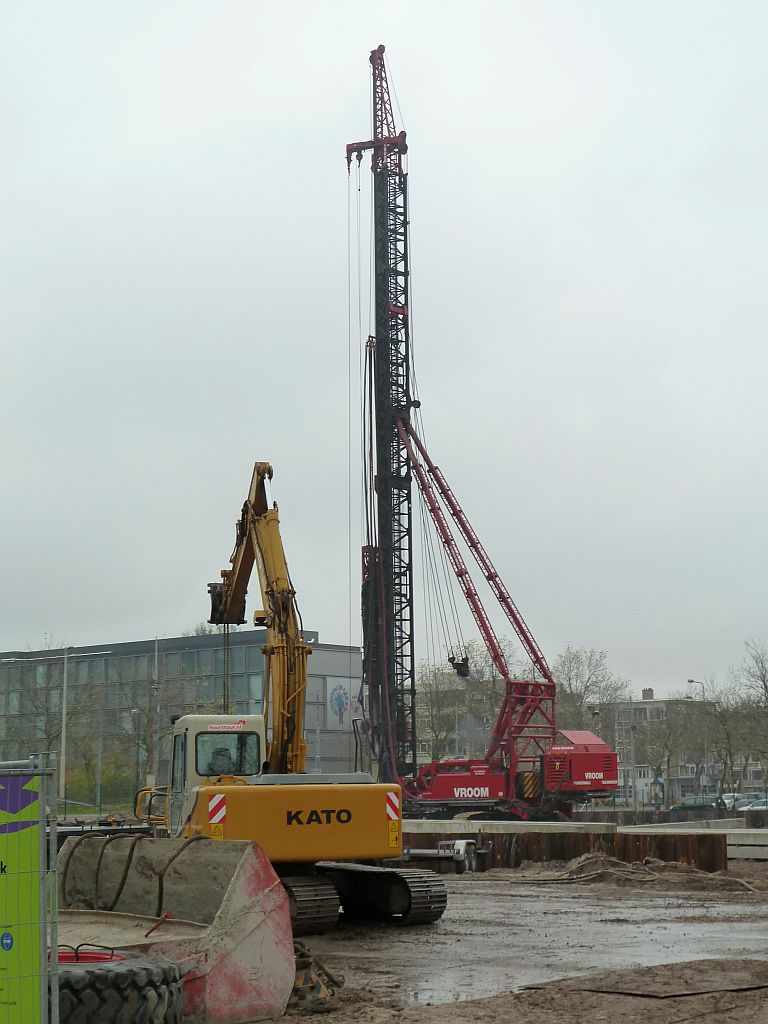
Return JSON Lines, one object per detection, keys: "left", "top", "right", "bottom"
{"left": 208, "top": 462, "right": 310, "bottom": 774}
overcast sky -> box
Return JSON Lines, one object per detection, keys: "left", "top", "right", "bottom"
{"left": 2, "top": 2, "right": 766, "bottom": 696}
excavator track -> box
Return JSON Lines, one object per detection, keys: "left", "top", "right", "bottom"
{"left": 391, "top": 867, "right": 449, "bottom": 924}
{"left": 317, "top": 862, "right": 447, "bottom": 925}
{"left": 280, "top": 875, "right": 341, "bottom": 935}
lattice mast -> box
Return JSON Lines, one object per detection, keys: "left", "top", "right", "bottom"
{"left": 347, "top": 45, "right": 416, "bottom": 781}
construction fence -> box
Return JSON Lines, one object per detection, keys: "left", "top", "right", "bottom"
{"left": 0, "top": 754, "right": 58, "bottom": 1024}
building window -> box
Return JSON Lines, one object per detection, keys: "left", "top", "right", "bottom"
{"left": 305, "top": 704, "right": 327, "bottom": 729}
{"left": 306, "top": 677, "right": 325, "bottom": 703}
{"left": 248, "top": 675, "right": 263, "bottom": 701}
{"left": 246, "top": 647, "right": 263, "bottom": 673}
{"left": 230, "top": 676, "right": 248, "bottom": 702}
{"left": 164, "top": 653, "right": 180, "bottom": 678}
{"left": 195, "top": 677, "right": 212, "bottom": 704}
{"left": 120, "top": 658, "right": 136, "bottom": 682}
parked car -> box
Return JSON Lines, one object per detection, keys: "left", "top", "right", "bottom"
{"left": 670, "top": 795, "right": 727, "bottom": 811}
{"left": 745, "top": 799, "right": 768, "bottom": 811}
{"left": 722, "top": 792, "right": 761, "bottom": 810}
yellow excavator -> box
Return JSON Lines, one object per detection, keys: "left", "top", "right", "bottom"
{"left": 138, "top": 462, "right": 446, "bottom": 932}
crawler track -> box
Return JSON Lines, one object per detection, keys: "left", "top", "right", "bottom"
{"left": 281, "top": 875, "right": 341, "bottom": 935}
{"left": 317, "top": 862, "right": 448, "bottom": 925}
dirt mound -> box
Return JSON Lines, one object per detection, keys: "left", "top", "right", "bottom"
{"left": 481, "top": 852, "right": 768, "bottom": 893}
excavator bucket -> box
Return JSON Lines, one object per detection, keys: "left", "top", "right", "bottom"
{"left": 58, "top": 836, "right": 295, "bottom": 1023}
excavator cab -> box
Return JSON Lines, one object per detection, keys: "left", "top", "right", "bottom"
{"left": 165, "top": 714, "right": 266, "bottom": 837}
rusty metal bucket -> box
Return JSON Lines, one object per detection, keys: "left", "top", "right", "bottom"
{"left": 58, "top": 836, "right": 295, "bottom": 1023}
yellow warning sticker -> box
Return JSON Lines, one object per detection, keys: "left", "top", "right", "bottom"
{"left": 210, "top": 823, "right": 224, "bottom": 841}
{"left": 388, "top": 821, "right": 400, "bottom": 848}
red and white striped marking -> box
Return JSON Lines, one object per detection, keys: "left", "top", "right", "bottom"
{"left": 208, "top": 793, "right": 226, "bottom": 825}
{"left": 386, "top": 790, "right": 400, "bottom": 821}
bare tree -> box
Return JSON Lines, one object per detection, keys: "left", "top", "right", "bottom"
{"left": 181, "top": 622, "right": 241, "bottom": 637}
{"left": 738, "top": 639, "right": 768, "bottom": 704}
{"left": 551, "top": 647, "right": 631, "bottom": 730}
{"left": 416, "top": 663, "right": 464, "bottom": 761}
{"left": 415, "top": 638, "right": 533, "bottom": 761}
{"left": 633, "top": 701, "right": 688, "bottom": 808}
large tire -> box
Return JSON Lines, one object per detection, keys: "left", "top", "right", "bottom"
{"left": 55, "top": 954, "right": 183, "bottom": 1024}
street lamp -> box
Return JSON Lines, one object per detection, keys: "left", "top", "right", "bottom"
{"left": 131, "top": 708, "right": 142, "bottom": 797}
{"left": 687, "top": 678, "right": 708, "bottom": 794}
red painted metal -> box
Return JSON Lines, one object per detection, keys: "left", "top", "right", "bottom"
{"left": 545, "top": 731, "right": 619, "bottom": 795}
{"left": 56, "top": 949, "right": 126, "bottom": 963}
{"left": 403, "top": 423, "right": 554, "bottom": 689}
{"left": 398, "top": 421, "right": 556, "bottom": 798}
{"left": 396, "top": 418, "right": 618, "bottom": 811}
{"left": 346, "top": 45, "right": 408, "bottom": 172}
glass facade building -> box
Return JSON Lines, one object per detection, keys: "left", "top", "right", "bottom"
{"left": 0, "top": 630, "right": 363, "bottom": 805}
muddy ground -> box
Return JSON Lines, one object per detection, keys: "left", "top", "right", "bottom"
{"left": 306, "top": 857, "right": 768, "bottom": 1023}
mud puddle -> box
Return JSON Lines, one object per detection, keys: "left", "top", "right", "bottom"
{"left": 310, "top": 878, "right": 768, "bottom": 1007}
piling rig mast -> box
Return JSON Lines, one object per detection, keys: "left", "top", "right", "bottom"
{"left": 348, "top": 45, "right": 416, "bottom": 782}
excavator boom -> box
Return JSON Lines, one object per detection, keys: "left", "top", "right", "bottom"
{"left": 208, "top": 461, "right": 309, "bottom": 774}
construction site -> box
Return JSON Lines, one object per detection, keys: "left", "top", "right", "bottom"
{"left": 2, "top": 20, "right": 767, "bottom": 1024}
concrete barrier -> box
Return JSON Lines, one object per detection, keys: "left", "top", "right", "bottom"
{"left": 727, "top": 831, "right": 768, "bottom": 860}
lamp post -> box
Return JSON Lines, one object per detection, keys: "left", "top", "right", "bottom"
{"left": 60, "top": 647, "right": 71, "bottom": 816}
{"left": 131, "top": 708, "right": 142, "bottom": 796}
{"left": 151, "top": 637, "right": 161, "bottom": 783}
{"left": 687, "top": 678, "right": 708, "bottom": 794}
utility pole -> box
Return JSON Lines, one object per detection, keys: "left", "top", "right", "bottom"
{"left": 95, "top": 698, "right": 103, "bottom": 815}
{"left": 151, "top": 637, "right": 161, "bottom": 784}
{"left": 131, "top": 708, "right": 142, "bottom": 795}
{"left": 630, "top": 724, "right": 637, "bottom": 811}
{"left": 688, "top": 678, "right": 708, "bottom": 793}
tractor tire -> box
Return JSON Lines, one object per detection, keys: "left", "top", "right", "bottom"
{"left": 55, "top": 954, "right": 183, "bottom": 1024}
